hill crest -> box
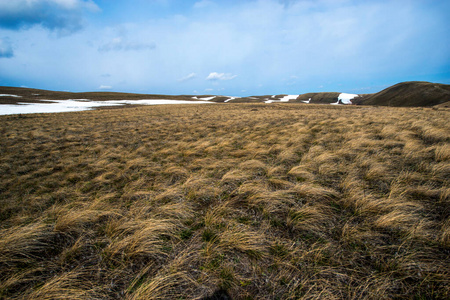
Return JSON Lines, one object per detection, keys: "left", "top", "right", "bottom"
{"left": 354, "top": 81, "right": 450, "bottom": 107}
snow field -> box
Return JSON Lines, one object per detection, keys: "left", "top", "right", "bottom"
{"left": 265, "top": 95, "right": 299, "bottom": 103}
{"left": 0, "top": 94, "right": 22, "bottom": 97}
{"left": 0, "top": 99, "right": 212, "bottom": 115}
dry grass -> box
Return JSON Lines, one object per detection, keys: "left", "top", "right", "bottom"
{"left": 0, "top": 104, "right": 449, "bottom": 299}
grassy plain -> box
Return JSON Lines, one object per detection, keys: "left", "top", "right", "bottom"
{"left": 0, "top": 103, "right": 449, "bottom": 299}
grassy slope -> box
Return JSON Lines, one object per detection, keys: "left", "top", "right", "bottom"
{"left": 355, "top": 81, "right": 450, "bottom": 107}
{"left": 0, "top": 104, "right": 449, "bottom": 299}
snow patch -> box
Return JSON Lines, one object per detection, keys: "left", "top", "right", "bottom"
{"left": 265, "top": 94, "right": 299, "bottom": 103}
{"left": 0, "top": 94, "right": 22, "bottom": 97}
{"left": 337, "top": 93, "right": 358, "bottom": 105}
{"left": 301, "top": 98, "right": 312, "bottom": 104}
{"left": 224, "top": 97, "right": 236, "bottom": 103}
{"left": 104, "top": 99, "right": 212, "bottom": 105}
{"left": 280, "top": 95, "right": 299, "bottom": 102}
{"left": 0, "top": 99, "right": 212, "bottom": 115}
{"left": 199, "top": 96, "right": 216, "bottom": 101}
{"left": 0, "top": 100, "right": 119, "bottom": 115}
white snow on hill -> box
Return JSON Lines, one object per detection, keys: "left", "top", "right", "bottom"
{"left": 280, "top": 95, "right": 299, "bottom": 102}
{"left": 199, "top": 96, "right": 216, "bottom": 101}
{"left": 265, "top": 95, "right": 299, "bottom": 103}
{"left": 0, "top": 99, "right": 212, "bottom": 115}
{"left": 0, "top": 94, "right": 22, "bottom": 97}
{"left": 331, "top": 93, "right": 358, "bottom": 105}
{"left": 338, "top": 93, "right": 358, "bottom": 104}
{"left": 224, "top": 97, "right": 236, "bottom": 103}
{"left": 105, "top": 99, "right": 212, "bottom": 105}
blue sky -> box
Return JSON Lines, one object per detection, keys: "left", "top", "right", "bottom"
{"left": 0, "top": 0, "right": 449, "bottom": 96}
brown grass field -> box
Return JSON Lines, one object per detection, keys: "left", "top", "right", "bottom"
{"left": 0, "top": 103, "right": 449, "bottom": 299}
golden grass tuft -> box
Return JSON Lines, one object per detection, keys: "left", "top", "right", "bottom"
{"left": 104, "top": 218, "right": 180, "bottom": 261}
{"left": 435, "top": 143, "right": 450, "bottom": 161}
{"left": 277, "top": 148, "right": 299, "bottom": 164}
{"left": 0, "top": 223, "right": 53, "bottom": 267}
{"left": 183, "top": 176, "right": 221, "bottom": 204}
{"left": 287, "top": 166, "right": 315, "bottom": 182}
{"left": 441, "top": 218, "right": 450, "bottom": 247}
{"left": 293, "top": 183, "right": 338, "bottom": 200}
{"left": 26, "top": 268, "right": 104, "bottom": 300}
{"left": 374, "top": 209, "right": 425, "bottom": 234}
{"left": 220, "top": 169, "right": 252, "bottom": 186}
{"left": 54, "top": 206, "right": 119, "bottom": 234}
{"left": 128, "top": 271, "right": 198, "bottom": 300}
{"left": 287, "top": 204, "right": 334, "bottom": 235}
{"left": 238, "top": 159, "right": 267, "bottom": 175}
{"left": 216, "top": 227, "right": 268, "bottom": 259}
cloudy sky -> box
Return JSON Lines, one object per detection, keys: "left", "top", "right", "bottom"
{"left": 0, "top": 0, "right": 449, "bottom": 96}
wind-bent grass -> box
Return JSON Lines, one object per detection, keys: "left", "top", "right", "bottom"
{"left": 0, "top": 104, "right": 449, "bottom": 299}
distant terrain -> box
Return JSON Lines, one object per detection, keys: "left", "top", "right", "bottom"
{"left": 354, "top": 81, "right": 450, "bottom": 107}
{"left": 1, "top": 81, "right": 449, "bottom": 108}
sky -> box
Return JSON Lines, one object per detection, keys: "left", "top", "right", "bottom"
{"left": 0, "top": 0, "right": 449, "bottom": 96}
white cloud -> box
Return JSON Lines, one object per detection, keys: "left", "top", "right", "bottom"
{"left": 206, "top": 72, "right": 237, "bottom": 81}
{"left": 178, "top": 73, "right": 197, "bottom": 82}
{"left": 99, "top": 85, "right": 112, "bottom": 90}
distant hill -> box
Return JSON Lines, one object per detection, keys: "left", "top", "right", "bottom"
{"left": 353, "top": 81, "right": 450, "bottom": 107}
{"left": 2, "top": 81, "right": 449, "bottom": 107}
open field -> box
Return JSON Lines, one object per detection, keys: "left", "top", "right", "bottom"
{"left": 0, "top": 104, "right": 449, "bottom": 299}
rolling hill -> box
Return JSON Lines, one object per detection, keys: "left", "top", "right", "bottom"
{"left": 354, "top": 81, "right": 450, "bottom": 107}
{"left": 1, "top": 81, "right": 450, "bottom": 107}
